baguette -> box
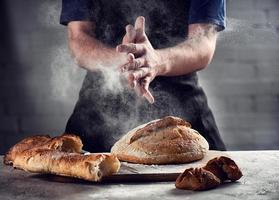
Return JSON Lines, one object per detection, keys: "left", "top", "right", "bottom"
{"left": 13, "top": 149, "right": 120, "bottom": 181}
{"left": 5, "top": 134, "right": 120, "bottom": 181}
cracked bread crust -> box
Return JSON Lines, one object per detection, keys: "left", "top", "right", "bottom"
{"left": 111, "top": 116, "right": 209, "bottom": 164}
{"left": 4, "top": 135, "right": 52, "bottom": 165}
{"left": 4, "top": 134, "right": 82, "bottom": 165}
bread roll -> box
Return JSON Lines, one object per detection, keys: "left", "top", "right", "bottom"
{"left": 175, "top": 156, "right": 243, "bottom": 191}
{"left": 111, "top": 116, "right": 209, "bottom": 164}
{"left": 13, "top": 149, "right": 120, "bottom": 182}
{"left": 4, "top": 134, "right": 82, "bottom": 165}
{"left": 203, "top": 156, "right": 243, "bottom": 182}
{"left": 175, "top": 168, "right": 221, "bottom": 190}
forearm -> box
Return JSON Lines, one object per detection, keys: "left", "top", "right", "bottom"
{"left": 156, "top": 24, "right": 217, "bottom": 76}
{"left": 68, "top": 22, "right": 125, "bottom": 71}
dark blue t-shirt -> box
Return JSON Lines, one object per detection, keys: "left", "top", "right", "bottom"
{"left": 59, "top": 0, "right": 227, "bottom": 152}
{"left": 60, "top": 0, "right": 226, "bottom": 28}
{"left": 60, "top": 0, "right": 225, "bottom": 47}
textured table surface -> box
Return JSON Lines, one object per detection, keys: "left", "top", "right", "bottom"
{"left": 1, "top": 151, "right": 279, "bottom": 200}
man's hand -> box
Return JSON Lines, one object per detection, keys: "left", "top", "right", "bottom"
{"left": 117, "top": 17, "right": 161, "bottom": 104}
{"left": 68, "top": 19, "right": 218, "bottom": 102}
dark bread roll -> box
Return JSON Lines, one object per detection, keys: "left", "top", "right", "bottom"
{"left": 175, "top": 156, "right": 243, "bottom": 191}
{"left": 175, "top": 168, "right": 221, "bottom": 191}
{"left": 203, "top": 156, "right": 243, "bottom": 182}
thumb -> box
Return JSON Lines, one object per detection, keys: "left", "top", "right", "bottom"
{"left": 135, "top": 16, "right": 146, "bottom": 38}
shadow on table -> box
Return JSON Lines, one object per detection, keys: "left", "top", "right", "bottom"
{"left": 168, "top": 181, "right": 242, "bottom": 196}
{"left": 29, "top": 174, "right": 108, "bottom": 185}
{"left": 30, "top": 173, "right": 178, "bottom": 185}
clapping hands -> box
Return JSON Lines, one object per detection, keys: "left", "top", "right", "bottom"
{"left": 117, "top": 16, "right": 163, "bottom": 104}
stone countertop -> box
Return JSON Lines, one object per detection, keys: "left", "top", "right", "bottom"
{"left": 0, "top": 151, "right": 279, "bottom": 200}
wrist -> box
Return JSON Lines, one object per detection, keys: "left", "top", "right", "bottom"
{"left": 154, "top": 49, "right": 169, "bottom": 76}
{"left": 100, "top": 48, "right": 127, "bottom": 68}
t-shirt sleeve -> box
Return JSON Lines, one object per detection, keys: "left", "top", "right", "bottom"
{"left": 60, "top": 0, "right": 94, "bottom": 26}
{"left": 189, "top": 0, "right": 226, "bottom": 31}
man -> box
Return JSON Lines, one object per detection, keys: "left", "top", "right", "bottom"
{"left": 60, "top": 0, "right": 227, "bottom": 152}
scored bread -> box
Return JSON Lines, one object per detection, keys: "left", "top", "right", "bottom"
{"left": 111, "top": 116, "right": 209, "bottom": 164}
{"left": 13, "top": 149, "right": 120, "bottom": 182}
{"left": 4, "top": 134, "right": 82, "bottom": 165}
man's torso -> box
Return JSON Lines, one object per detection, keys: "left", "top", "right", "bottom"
{"left": 65, "top": 0, "right": 226, "bottom": 152}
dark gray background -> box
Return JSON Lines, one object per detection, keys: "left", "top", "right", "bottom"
{"left": 0, "top": 0, "right": 278, "bottom": 154}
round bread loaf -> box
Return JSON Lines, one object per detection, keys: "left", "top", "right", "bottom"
{"left": 111, "top": 116, "right": 209, "bottom": 164}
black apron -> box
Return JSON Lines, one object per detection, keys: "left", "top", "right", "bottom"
{"left": 65, "top": 0, "right": 226, "bottom": 152}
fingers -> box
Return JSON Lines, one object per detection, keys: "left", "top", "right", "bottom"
{"left": 143, "top": 90, "right": 155, "bottom": 104}
{"left": 125, "top": 66, "right": 155, "bottom": 104}
{"left": 122, "top": 24, "right": 136, "bottom": 44}
{"left": 122, "top": 17, "right": 146, "bottom": 45}
{"left": 126, "top": 68, "right": 149, "bottom": 89}
{"left": 121, "top": 55, "right": 147, "bottom": 88}
{"left": 132, "top": 76, "right": 154, "bottom": 104}
{"left": 125, "top": 67, "right": 150, "bottom": 90}
{"left": 123, "top": 54, "right": 136, "bottom": 88}
{"left": 125, "top": 24, "right": 136, "bottom": 43}
{"left": 127, "top": 71, "right": 136, "bottom": 89}
{"left": 140, "top": 76, "right": 155, "bottom": 104}
{"left": 117, "top": 53, "right": 134, "bottom": 72}
{"left": 122, "top": 16, "right": 146, "bottom": 46}
{"left": 135, "top": 16, "right": 145, "bottom": 36}
{"left": 130, "top": 67, "right": 150, "bottom": 80}
{"left": 122, "top": 57, "right": 146, "bottom": 71}
{"left": 132, "top": 57, "right": 146, "bottom": 70}
{"left": 141, "top": 76, "right": 152, "bottom": 92}
{"left": 127, "top": 52, "right": 135, "bottom": 62}
{"left": 116, "top": 43, "right": 146, "bottom": 55}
